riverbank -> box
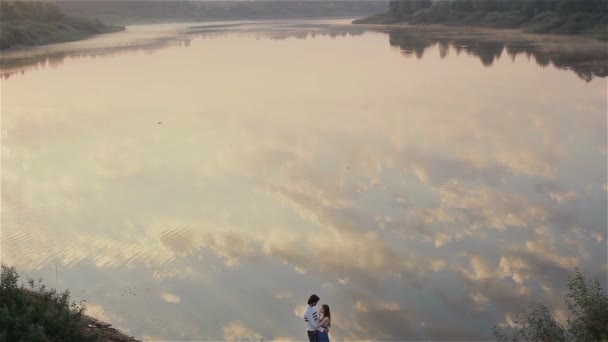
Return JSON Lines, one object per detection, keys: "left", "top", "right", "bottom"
{"left": 0, "top": 19, "right": 124, "bottom": 50}
{"left": 0, "top": 265, "right": 140, "bottom": 342}
{"left": 83, "top": 316, "right": 141, "bottom": 342}
{"left": 354, "top": 0, "right": 608, "bottom": 41}
{"left": 0, "top": 1, "right": 124, "bottom": 50}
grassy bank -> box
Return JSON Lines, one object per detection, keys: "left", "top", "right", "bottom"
{"left": 354, "top": 0, "right": 608, "bottom": 41}
{"left": 0, "top": 265, "right": 139, "bottom": 342}
{"left": 0, "top": 1, "right": 124, "bottom": 50}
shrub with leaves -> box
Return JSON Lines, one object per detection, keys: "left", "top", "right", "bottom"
{"left": 493, "top": 269, "right": 608, "bottom": 342}
{"left": 0, "top": 265, "right": 98, "bottom": 342}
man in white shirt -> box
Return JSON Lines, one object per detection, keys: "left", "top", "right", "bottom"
{"left": 303, "top": 294, "right": 324, "bottom": 342}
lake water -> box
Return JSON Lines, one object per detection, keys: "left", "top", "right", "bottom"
{"left": 1, "top": 19, "right": 607, "bottom": 341}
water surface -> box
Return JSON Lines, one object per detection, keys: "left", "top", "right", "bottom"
{"left": 2, "top": 20, "right": 607, "bottom": 341}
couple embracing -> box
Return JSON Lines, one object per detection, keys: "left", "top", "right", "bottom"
{"left": 303, "top": 294, "right": 331, "bottom": 342}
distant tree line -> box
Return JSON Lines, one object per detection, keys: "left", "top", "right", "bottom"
{"left": 387, "top": 0, "right": 607, "bottom": 18}
{"left": 56, "top": 1, "right": 388, "bottom": 25}
{"left": 0, "top": 0, "right": 124, "bottom": 50}
{"left": 355, "top": 0, "right": 608, "bottom": 40}
{"left": 0, "top": 0, "right": 65, "bottom": 21}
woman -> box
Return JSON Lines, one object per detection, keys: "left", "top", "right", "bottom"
{"left": 316, "top": 304, "right": 331, "bottom": 342}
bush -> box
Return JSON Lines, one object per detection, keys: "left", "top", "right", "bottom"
{"left": 0, "top": 265, "right": 98, "bottom": 342}
{"left": 557, "top": 12, "right": 607, "bottom": 34}
{"left": 524, "top": 11, "right": 564, "bottom": 33}
{"left": 480, "top": 11, "right": 529, "bottom": 28}
{"left": 493, "top": 269, "right": 608, "bottom": 342}
{"left": 411, "top": 2, "right": 451, "bottom": 24}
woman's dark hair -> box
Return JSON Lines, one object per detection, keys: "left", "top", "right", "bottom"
{"left": 322, "top": 304, "right": 331, "bottom": 326}
{"left": 307, "top": 294, "right": 320, "bottom": 305}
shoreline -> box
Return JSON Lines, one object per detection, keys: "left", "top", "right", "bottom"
{"left": 0, "top": 24, "right": 125, "bottom": 51}
{"left": 0, "top": 0, "right": 125, "bottom": 50}
{"left": 83, "top": 316, "right": 141, "bottom": 342}
{"left": 0, "top": 16, "right": 351, "bottom": 53}
{"left": 353, "top": 5, "right": 608, "bottom": 42}
{"left": 352, "top": 21, "right": 608, "bottom": 43}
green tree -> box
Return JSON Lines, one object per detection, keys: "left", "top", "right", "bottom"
{"left": 558, "top": 0, "right": 608, "bottom": 16}
{"left": 450, "top": 0, "right": 474, "bottom": 12}
{"left": 565, "top": 271, "right": 608, "bottom": 341}
{"left": 388, "top": 0, "right": 432, "bottom": 17}
{"left": 521, "top": 0, "right": 548, "bottom": 18}
{"left": 388, "top": 0, "right": 402, "bottom": 17}
{"left": 0, "top": 265, "right": 98, "bottom": 342}
{"left": 493, "top": 269, "right": 608, "bottom": 342}
{"left": 410, "top": 0, "right": 432, "bottom": 13}
{"left": 471, "top": 0, "right": 497, "bottom": 12}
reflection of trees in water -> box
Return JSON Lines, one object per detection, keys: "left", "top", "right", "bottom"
{"left": 2, "top": 54, "right": 70, "bottom": 79}
{"left": 232, "top": 25, "right": 607, "bottom": 81}
{"left": 0, "top": 36, "right": 193, "bottom": 79}
{"left": 1, "top": 24, "right": 366, "bottom": 78}
{"left": 386, "top": 29, "right": 607, "bottom": 82}
{"left": 263, "top": 29, "right": 365, "bottom": 40}
{"left": 2, "top": 23, "right": 606, "bottom": 82}
{"left": 187, "top": 24, "right": 366, "bottom": 41}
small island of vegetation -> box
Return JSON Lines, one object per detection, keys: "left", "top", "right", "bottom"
{"left": 354, "top": 0, "right": 608, "bottom": 41}
{"left": 0, "top": 0, "right": 124, "bottom": 50}
{"left": 0, "top": 265, "right": 139, "bottom": 342}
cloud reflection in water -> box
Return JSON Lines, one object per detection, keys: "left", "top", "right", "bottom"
{"left": 2, "top": 20, "right": 606, "bottom": 341}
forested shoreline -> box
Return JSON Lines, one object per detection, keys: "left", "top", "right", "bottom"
{"left": 0, "top": 0, "right": 387, "bottom": 50}
{"left": 0, "top": 1, "right": 124, "bottom": 50}
{"left": 354, "top": 0, "right": 608, "bottom": 41}
{"left": 56, "top": 1, "right": 387, "bottom": 25}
